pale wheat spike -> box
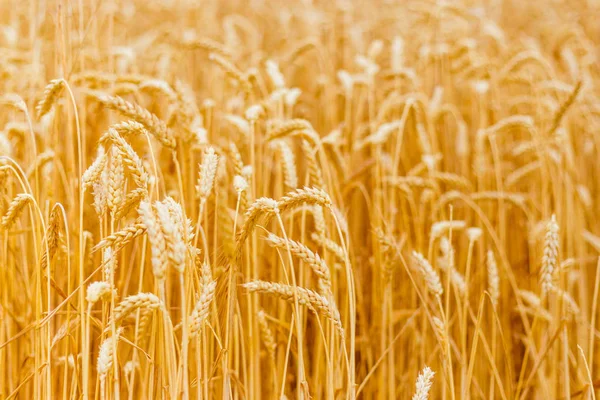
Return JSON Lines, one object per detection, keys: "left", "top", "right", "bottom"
{"left": 302, "top": 140, "right": 325, "bottom": 189}
{"left": 235, "top": 197, "right": 280, "bottom": 259}
{"left": 155, "top": 200, "right": 186, "bottom": 273}
{"left": 97, "top": 328, "right": 123, "bottom": 396}
{"left": 548, "top": 284, "right": 580, "bottom": 314}
{"left": 234, "top": 175, "right": 249, "bottom": 194}
{"left": 265, "top": 59, "right": 286, "bottom": 89}
{"left": 114, "top": 188, "right": 148, "bottom": 221}
{"left": 105, "top": 129, "right": 149, "bottom": 189}
{"left": 93, "top": 222, "right": 146, "bottom": 253}
{"left": 41, "top": 207, "right": 62, "bottom": 270}
{"left": 278, "top": 187, "right": 332, "bottom": 213}
{"left": 412, "top": 251, "right": 443, "bottom": 297}
{"left": 541, "top": 214, "right": 559, "bottom": 295}
{"left": 0, "top": 193, "right": 33, "bottom": 231}
{"left": 102, "top": 247, "right": 117, "bottom": 282}
{"left": 86, "top": 281, "right": 112, "bottom": 304}
{"left": 242, "top": 280, "right": 344, "bottom": 336}
{"left": 197, "top": 147, "right": 219, "bottom": 200}
{"left": 97, "top": 94, "right": 175, "bottom": 149}
{"left": 107, "top": 147, "right": 125, "bottom": 214}
{"left": 138, "top": 201, "right": 168, "bottom": 280}
{"left": 36, "top": 78, "right": 64, "bottom": 118}
{"left": 138, "top": 79, "right": 177, "bottom": 101}
{"left": 189, "top": 265, "right": 216, "bottom": 336}
{"left": 92, "top": 175, "right": 108, "bottom": 217}
{"left": 430, "top": 220, "right": 466, "bottom": 239}
{"left": 266, "top": 119, "right": 320, "bottom": 143}
{"left": 265, "top": 232, "right": 332, "bottom": 295}
{"left": 257, "top": 309, "right": 277, "bottom": 362}
{"left": 412, "top": 366, "right": 435, "bottom": 400}
{"left": 208, "top": 53, "right": 252, "bottom": 94}
{"left": 113, "top": 293, "right": 162, "bottom": 323}
{"left": 82, "top": 147, "right": 107, "bottom": 191}
{"left": 487, "top": 250, "right": 500, "bottom": 306}
{"left": 274, "top": 140, "right": 298, "bottom": 190}
{"left": 311, "top": 233, "right": 345, "bottom": 264}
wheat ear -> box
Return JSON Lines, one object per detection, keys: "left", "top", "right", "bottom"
{"left": 242, "top": 280, "right": 344, "bottom": 336}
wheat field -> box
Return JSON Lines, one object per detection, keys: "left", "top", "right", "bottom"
{"left": 0, "top": 0, "right": 599, "bottom": 398}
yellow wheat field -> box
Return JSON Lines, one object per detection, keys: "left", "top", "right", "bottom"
{"left": 0, "top": 0, "right": 599, "bottom": 398}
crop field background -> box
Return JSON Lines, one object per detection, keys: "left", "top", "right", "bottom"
{"left": 0, "top": 0, "right": 599, "bottom": 398}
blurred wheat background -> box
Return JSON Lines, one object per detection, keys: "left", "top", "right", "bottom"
{"left": 1, "top": 0, "right": 599, "bottom": 398}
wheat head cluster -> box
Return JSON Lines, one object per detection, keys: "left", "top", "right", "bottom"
{"left": 0, "top": 0, "right": 599, "bottom": 398}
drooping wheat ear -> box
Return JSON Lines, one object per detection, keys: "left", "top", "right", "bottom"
{"left": 135, "top": 308, "right": 155, "bottom": 344}
{"left": 277, "top": 187, "right": 332, "bottom": 214}
{"left": 412, "top": 251, "right": 443, "bottom": 297}
{"left": 266, "top": 119, "right": 320, "bottom": 144}
{"left": 311, "top": 233, "right": 345, "bottom": 264}
{"left": 224, "top": 115, "right": 251, "bottom": 137}
{"left": 26, "top": 150, "right": 55, "bottom": 178}
{"left": 234, "top": 175, "right": 249, "bottom": 194}
{"left": 164, "top": 197, "right": 194, "bottom": 245}
{"left": 541, "top": 214, "right": 559, "bottom": 295}
{"left": 518, "top": 289, "right": 543, "bottom": 309}
{"left": 41, "top": 206, "right": 62, "bottom": 270}
{"left": 548, "top": 80, "right": 582, "bottom": 135}
{"left": 155, "top": 200, "right": 186, "bottom": 273}
{"left": 51, "top": 316, "right": 81, "bottom": 349}
{"left": 0, "top": 93, "right": 28, "bottom": 113}
{"left": 138, "top": 201, "right": 168, "bottom": 280}
{"left": 548, "top": 284, "right": 580, "bottom": 315}
{"left": 104, "top": 129, "right": 149, "bottom": 189}
{"left": 228, "top": 142, "right": 244, "bottom": 176}
{"left": 36, "top": 78, "right": 64, "bottom": 118}
{"left": 208, "top": 53, "right": 252, "bottom": 94}
{"left": 97, "top": 328, "right": 123, "bottom": 391}
{"left": 412, "top": 366, "right": 435, "bottom": 400}
{"left": 265, "top": 233, "right": 332, "bottom": 295}
{"left": 235, "top": 197, "right": 280, "bottom": 258}
{"left": 487, "top": 250, "right": 500, "bottom": 306}
{"left": 113, "top": 293, "right": 162, "bottom": 324}
{"left": 97, "top": 94, "right": 175, "bottom": 149}
{"left": 242, "top": 280, "right": 344, "bottom": 336}
{"left": 273, "top": 141, "right": 298, "bottom": 190}
{"left": 93, "top": 221, "right": 146, "bottom": 253}
{"left": 257, "top": 309, "right": 277, "bottom": 362}
{"left": 0, "top": 193, "right": 33, "bottom": 231}
{"left": 107, "top": 147, "right": 125, "bottom": 214}
{"left": 189, "top": 263, "right": 216, "bottom": 336}
{"left": 102, "top": 247, "right": 117, "bottom": 282}
{"left": 86, "top": 281, "right": 112, "bottom": 304}
{"left": 302, "top": 140, "right": 325, "bottom": 189}
{"left": 114, "top": 188, "right": 148, "bottom": 221}
{"left": 265, "top": 59, "right": 286, "bottom": 89}
{"left": 430, "top": 220, "right": 466, "bottom": 239}
{"left": 431, "top": 172, "right": 473, "bottom": 191}
{"left": 466, "top": 227, "right": 482, "bottom": 242}
{"left": 245, "top": 104, "right": 264, "bottom": 121}
{"left": 181, "top": 36, "right": 232, "bottom": 58}
{"left": 197, "top": 147, "right": 219, "bottom": 200}
{"left": 82, "top": 147, "right": 107, "bottom": 191}
{"left": 482, "top": 115, "right": 535, "bottom": 138}
{"left": 138, "top": 79, "right": 177, "bottom": 102}
{"left": 92, "top": 174, "right": 108, "bottom": 217}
